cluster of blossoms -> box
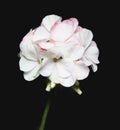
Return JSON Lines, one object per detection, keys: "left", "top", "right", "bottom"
{"left": 19, "top": 14, "right": 99, "bottom": 93}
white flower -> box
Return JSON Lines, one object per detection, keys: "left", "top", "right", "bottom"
{"left": 19, "top": 14, "right": 100, "bottom": 91}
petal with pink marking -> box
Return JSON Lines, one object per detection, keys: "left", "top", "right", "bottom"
{"left": 66, "top": 26, "right": 82, "bottom": 44}
{"left": 33, "top": 26, "right": 50, "bottom": 42}
{"left": 38, "top": 41, "right": 54, "bottom": 50}
{"left": 42, "top": 14, "right": 62, "bottom": 31}
{"left": 67, "top": 18, "right": 78, "bottom": 32}
{"left": 51, "top": 18, "right": 78, "bottom": 42}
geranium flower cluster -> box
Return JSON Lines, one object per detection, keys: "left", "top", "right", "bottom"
{"left": 19, "top": 14, "right": 99, "bottom": 90}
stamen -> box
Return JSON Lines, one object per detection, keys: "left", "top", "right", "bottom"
{"left": 37, "top": 58, "right": 42, "bottom": 64}
{"left": 53, "top": 56, "right": 62, "bottom": 62}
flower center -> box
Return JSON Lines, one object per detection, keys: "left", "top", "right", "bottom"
{"left": 53, "top": 56, "right": 62, "bottom": 62}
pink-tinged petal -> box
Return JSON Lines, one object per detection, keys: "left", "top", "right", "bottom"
{"left": 65, "top": 18, "right": 78, "bottom": 32}
{"left": 66, "top": 26, "right": 82, "bottom": 44}
{"left": 19, "top": 56, "right": 38, "bottom": 72}
{"left": 23, "top": 65, "right": 41, "bottom": 81}
{"left": 51, "top": 23, "right": 73, "bottom": 42}
{"left": 38, "top": 41, "right": 54, "bottom": 50}
{"left": 51, "top": 18, "right": 78, "bottom": 42}
{"left": 66, "top": 36, "right": 80, "bottom": 44}
{"left": 42, "top": 14, "right": 62, "bottom": 32}
{"left": 76, "top": 26, "right": 82, "bottom": 32}
{"left": 40, "top": 59, "right": 55, "bottom": 77}
{"left": 20, "top": 31, "right": 39, "bottom": 60}
{"left": 78, "top": 28, "right": 93, "bottom": 48}
{"left": 85, "top": 41, "right": 100, "bottom": 64}
{"left": 74, "top": 62, "right": 90, "bottom": 80}
{"left": 33, "top": 26, "right": 50, "bottom": 42}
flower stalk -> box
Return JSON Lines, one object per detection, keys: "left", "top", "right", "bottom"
{"left": 39, "top": 98, "right": 51, "bottom": 130}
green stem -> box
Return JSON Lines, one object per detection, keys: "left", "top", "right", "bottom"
{"left": 39, "top": 98, "right": 50, "bottom": 130}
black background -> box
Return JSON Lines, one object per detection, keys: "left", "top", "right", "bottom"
{"left": 2, "top": 1, "right": 119, "bottom": 130}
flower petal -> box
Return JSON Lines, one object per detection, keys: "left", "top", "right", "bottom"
{"left": 69, "top": 18, "right": 78, "bottom": 31}
{"left": 20, "top": 30, "right": 40, "bottom": 60}
{"left": 33, "top": 26, "right": 50, "bottom": 42}
{"left": 19, "top": 56, "right": 38, "bottom": 72}
{"left": 38, "top": 41, "right": 54, "bottom": 50}
{"left": 49, "top": 68, "right": 76, "bottom": 87}
{"left": 91, "top": 63, "right": 98, "bottom": 72}
{"left": 42, "top": 14, "right": 62, "bottom": 32}
{"left": 85, "top": 41, "right": 100, "bottom": 64}
{"left": 23, "top": 65, "right": 41, "bottom": 81}
{"left": 69, "top": 45, "right": 84, "bottom": 60}
{"left": 49, "top": 67, "right": 60, "bottom": 84}
{"left": 49, "top": 61, "right": 76, "bottom": 87}
{"left": 45, "top": 46, "right": 63, "bottom": 59}
{"left": 74, "top": 62, "right": 90, "bottom": 80}
{"left": 59, "top": 75, "right": 76, "bottom": 87}
{"left": 62, "top": 44, "right": 84, "bottom": 60}
{"left": 40, "top": 59, "right": 54, "bottom": 77}
{"left": 82, "top": 41, "right": 99, "bottom": 72}
{"left": 82, "top": 56, "right": 92, "bottom": 66}
{"left": 51, "top": 18, "right": 78, "bottom": 42}
{"left": 56, "top": 62, "right": 71, "bottom": 78}
{"left": 78, "top": 28, "right": 93, "bottom": 48}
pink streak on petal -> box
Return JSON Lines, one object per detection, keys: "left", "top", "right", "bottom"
{"left": 74, "top": 59, "right": 80, "bottom": 63}
{"left": 63, "top": 18, "right": 78, "bottom": 31}
{"left": 40, "top": 47, "right": 47, "bottom": 51}
{"left": 50, "top": 22, "right": 59, "bottom": 32}
{"left": 76, "top": 26, "right": 82, "bottom": 32}
{"left": 37, "top": 43, "right": 47, "bottom": 51}
{"left": 41, "top": 15, "right": 62, "bottom": 32}
{"left": 50, "top": 16, "right": 62, "bottom": 29}
{"left": 51, "top": 18, "right": 79, "bottom": 42}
